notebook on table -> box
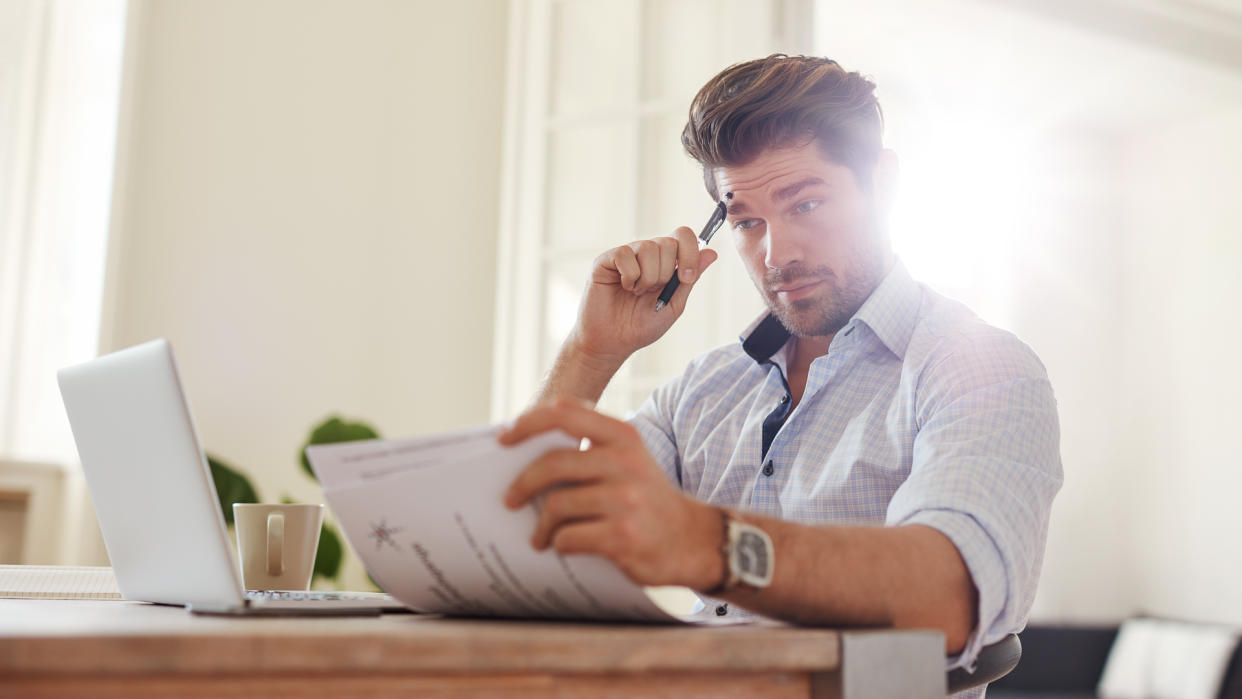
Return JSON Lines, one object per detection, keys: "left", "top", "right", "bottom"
{"left": 0, "top": 565, "right": 122, "bottom": 600}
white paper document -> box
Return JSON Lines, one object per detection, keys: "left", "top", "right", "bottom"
{"left": 306, "top": 425, "right": 711, "bottom": 623}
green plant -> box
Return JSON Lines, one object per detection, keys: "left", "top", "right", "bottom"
{"left": 207, "top": 455, "right": 259, "bottom": 525}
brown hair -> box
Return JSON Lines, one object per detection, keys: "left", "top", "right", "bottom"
{"left": 681, "top": 54, "right": 884, "bottom": 198}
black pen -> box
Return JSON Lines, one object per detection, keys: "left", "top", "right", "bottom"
{"left": 654, "top": 192, "right": 732, "bottom": 312}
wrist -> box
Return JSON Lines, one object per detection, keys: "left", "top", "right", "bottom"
{"left": 535, "top": 334, "right": 627, "bottom": 406}
{"left": 696, "top": 508, "right": 776, "bottom": 595}
{"left": 565, "top": 332, "right": 628, "bottom": 375}
{"left": 686, "top": 502, "right": 728, "bottom": 593}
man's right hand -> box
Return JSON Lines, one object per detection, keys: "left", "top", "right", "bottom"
{"left": 570, "top": 226, "right": 719, "bottom": 369}
{"left": 533, "top": 226, "right": 719, "bottom": 406}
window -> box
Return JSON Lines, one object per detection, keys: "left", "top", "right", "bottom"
{"left": 0, "top": 0, "right": 127, "bottom": 465}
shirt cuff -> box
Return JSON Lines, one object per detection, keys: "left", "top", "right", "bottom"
{"left": 896, "top": 508, "right": 1009, "bottom": 673}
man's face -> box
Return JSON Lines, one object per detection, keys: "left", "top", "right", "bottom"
{"left": 715, "top": 140, "right": 891, "bottom": 339}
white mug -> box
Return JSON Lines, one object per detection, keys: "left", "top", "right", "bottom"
{"left": 232, "top": 503, "right": 323, "bottom": 590}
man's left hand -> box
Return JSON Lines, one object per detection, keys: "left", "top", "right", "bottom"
{"left": 499, "top": 399, "right": 721, "bottom": 590}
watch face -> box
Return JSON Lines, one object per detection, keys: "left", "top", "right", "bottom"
{"left": 735, "top": 530, "right": 770, "bottom": 578}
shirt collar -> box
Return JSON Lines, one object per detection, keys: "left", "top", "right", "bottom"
{"left": 738, "top": 258, "right": 921, "bottom": 364}
{"left": 851, "top": 258, "right": 921, "bottom": 361}
{"left": 740, "top": 312, "right": 791, "bottom": 364}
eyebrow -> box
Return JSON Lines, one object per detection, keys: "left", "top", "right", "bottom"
{"left": 775, "top": 177, "right": 827, "bottom": 202}
{"left": 726, "top": 177, "right": 827, "bottom": 216}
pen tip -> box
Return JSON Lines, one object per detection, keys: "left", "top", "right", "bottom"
{"left": 654, "top": 300, "right": 666, "bottom": 312}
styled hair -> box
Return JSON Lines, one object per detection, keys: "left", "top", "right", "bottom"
{"left": 681, "top": 54, "right": 884, "bottom": 198}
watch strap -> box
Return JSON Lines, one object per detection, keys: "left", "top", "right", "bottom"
{"left": 701, "top": 507, "right": 732, "bottom": 596}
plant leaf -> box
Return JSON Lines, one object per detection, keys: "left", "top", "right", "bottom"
{"left": 207, "top": 453, "right": 260, "bottom": 525}
{"left": 314, "top": 521, "right": 344, "bottom": 582}
{"left": 300, "top": 416, "right": 380, "bottom": 479}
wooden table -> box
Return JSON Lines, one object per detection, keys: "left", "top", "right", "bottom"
{"left": 0, "top": 600, "right": 945, "bottom": 698}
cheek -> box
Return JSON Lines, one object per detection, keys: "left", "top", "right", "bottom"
{"left": 805, "top": 202, "right": 871, "bottom": 255}
{"left": 832, "top": 194, "right": 874, "bottom": 233}
{"left": 813, "top": 199, "right": 859, "bottom": 232}
{"left": 733, "top": 233, "right": 769, "bottom": 277}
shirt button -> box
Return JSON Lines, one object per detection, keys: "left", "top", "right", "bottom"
{"left": 715, "top": 604, "right": 728, "bottom": 616}
{"left": 780, "top": 394, "right": 789, "bottom": 404}
{"left": 762, "top": 462, "right": 774, "bottom": 477}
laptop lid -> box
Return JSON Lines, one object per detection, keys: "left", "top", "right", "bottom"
{"left": 58, "top": 339, "right": 246, "bottom": 609}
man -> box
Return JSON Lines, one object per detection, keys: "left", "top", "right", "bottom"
{"left": 498, "top": 54, "right": 1062, "bottom": 688}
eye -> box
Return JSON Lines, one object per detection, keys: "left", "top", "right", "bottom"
{"left": 793, "top": 199, "right": 822, "bottom": 215}
{"left": 733, "top": 218, "right": 762, "bottom": 231}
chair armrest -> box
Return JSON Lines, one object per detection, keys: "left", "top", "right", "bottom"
{"left": 948, "top": 633, "right": 1022, "bottom": 693}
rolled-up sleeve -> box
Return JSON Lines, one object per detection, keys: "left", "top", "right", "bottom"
{"left": 885, "top": 333, "right": 1063, "bottom": 672}
{"left": 627, "top": 366, "right": 690, "bottom": 488}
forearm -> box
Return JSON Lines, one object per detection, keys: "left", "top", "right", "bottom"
{"left": 714, "top": 513, "right": 978, "bottom": 654}
{"left": 533, "top": 334, "right": 627, "bottom": 406}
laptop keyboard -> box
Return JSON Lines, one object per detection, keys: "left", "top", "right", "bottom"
{"left": 245, "top": 589, "right": 392, "bottom": 602}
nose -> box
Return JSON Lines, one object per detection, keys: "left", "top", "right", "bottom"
{"left": 764, "top": 222, "right": 803, "bottom": 270}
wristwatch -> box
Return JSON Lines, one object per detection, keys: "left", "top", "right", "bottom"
{"left": 705, "top": 510, "right": 774, "bottom": 594}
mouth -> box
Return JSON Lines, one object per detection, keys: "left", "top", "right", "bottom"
{"left": 771, "top": 278, "right": 825, "bottom": 300}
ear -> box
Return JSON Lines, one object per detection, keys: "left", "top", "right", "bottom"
{"left": 872, "top": 148, "right": 899, "bottom": 215}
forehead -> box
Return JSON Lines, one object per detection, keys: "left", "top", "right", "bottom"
{"left": 712, "top": 142, "right": 854, "bottom": 201}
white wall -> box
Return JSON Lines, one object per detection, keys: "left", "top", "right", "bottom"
{"left": 1009, "top": 129, "right": 1135, "bottom": 623}
{"left": 1119, "top": 104, "right": 1242, "bottom": 624}
{"left": 103, "top": 0, "right": 509, "bottom": 588}
{"left": 1023, "top": 102, "right": 1242, "bottom": 626}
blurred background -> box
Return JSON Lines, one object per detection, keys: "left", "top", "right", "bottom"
{"left": 1, "top": 0, "right": 1240, "bottom": 633}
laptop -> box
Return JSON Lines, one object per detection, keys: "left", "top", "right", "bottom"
{"left": 57, "top": 338, "right": 408, "bottom": 615}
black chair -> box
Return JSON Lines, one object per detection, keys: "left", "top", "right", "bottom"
{"left": 947, "top": 634, "right": 1023, "bottom": 694}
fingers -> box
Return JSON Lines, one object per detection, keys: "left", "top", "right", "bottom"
{"left": 602, "top": 245, "right": 641, "bottom": 291}
{"left": 629, "top": 234, "right": 690, "bottom": 294}
{"left": 627, "top": 239, "right": 671, "bottom": 294}
{"left": 504, "top": 445, "right": 603, "bottom": 509}
{"left": 529, "top": 484, "right": 617, "bottom": 550}
{"left": 498, "top": 398, "right": 638, "bottom": 449}
{"left": 548, "top": 520, "right": 614, "bottom": 558}
{"left": 673, "top": 226, "right": 700, "bottom": 283}
{"left": 602, "top": 230, "right": 712, "bottom": 297}
{"left": 656, "top": 238, "right": 677, "bottom": 291}
{"left": 666, "top": 248, "right": 718, "bottom": 312}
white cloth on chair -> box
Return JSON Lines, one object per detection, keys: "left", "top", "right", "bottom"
{"left": 1098, "top": 618, "right": 1238, "bottom": 699}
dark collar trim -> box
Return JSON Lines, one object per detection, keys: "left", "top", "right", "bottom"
{"left": 741, "top": 313, "right": 792, "bottom": 364}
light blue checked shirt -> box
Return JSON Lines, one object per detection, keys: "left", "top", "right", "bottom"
{"left": 630, "top": 259, "right": 1063, "bottom": 682}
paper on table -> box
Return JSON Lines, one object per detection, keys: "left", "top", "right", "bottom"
{"left": 306, "top": 425, "right": 705, "bottom": 622}
{"left": 0, "top": 565, "right": 122, "bottom": 600}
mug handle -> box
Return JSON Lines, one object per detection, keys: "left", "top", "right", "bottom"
{"left": 266, "top": 512, "right": 285, "bottom": 575}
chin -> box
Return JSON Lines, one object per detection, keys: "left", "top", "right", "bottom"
{"left": 767, "top": 292, "right": 855, "bottom": 339}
